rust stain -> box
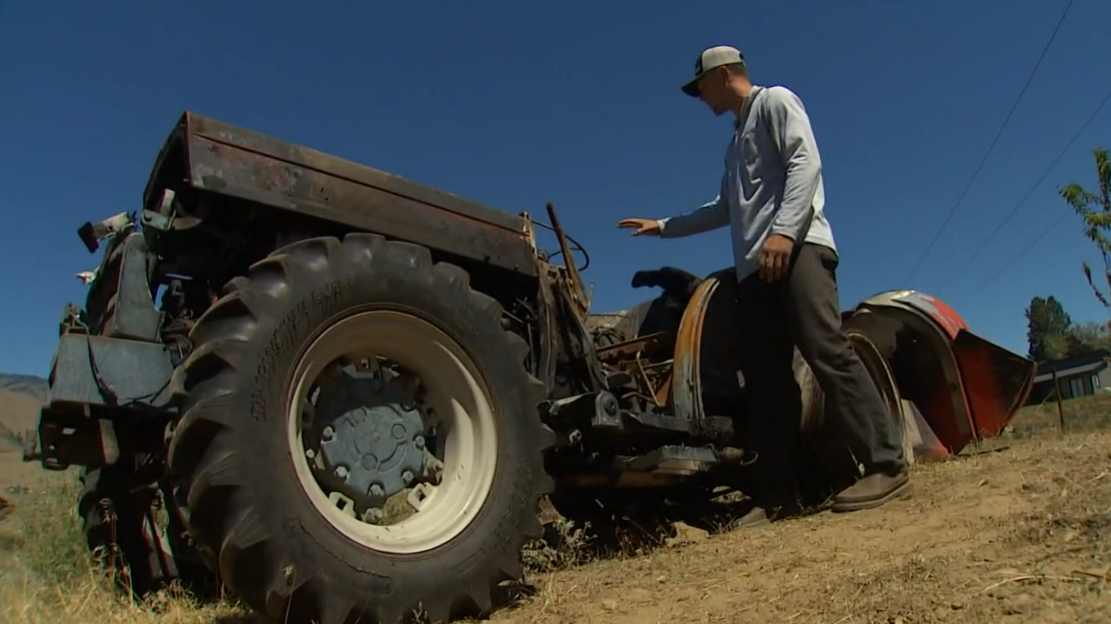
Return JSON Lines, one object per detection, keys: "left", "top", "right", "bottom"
{"left": 596, "top": 331, "right": 672, "bottom": 363}
{"left": 596, "top": 331, "right": 675, "bottom": 409}
{"left": 653, "top": 371, "right": 673, "bottom": 408}
{"left": 186, "top": 111, "right": 527, "bottom": 238}
{"left": 672, "top": 277, "right": 720, "bottom": 421}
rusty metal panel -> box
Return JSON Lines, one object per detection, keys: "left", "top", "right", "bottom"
{"left": 596, "top": 331, "right": 672, "bottom": 362}
{"left": 672, "top": 277, "right": 722, "bottom": 421}
{"left": 158, "top": 112, "right": 539, "bottom": 276}
{"left": 950, "top": 330, "right": 1036, "bottom": 438}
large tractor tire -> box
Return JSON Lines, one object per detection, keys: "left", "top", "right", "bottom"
{"left": 168, "top": 234, "right": 554, "bottom": 624}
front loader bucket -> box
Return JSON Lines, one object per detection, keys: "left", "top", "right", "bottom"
{"left": 845, "top": 290, "right": 1036, "bottom": 458}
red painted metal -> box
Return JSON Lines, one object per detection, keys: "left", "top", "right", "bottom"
{"left": 888, "top": 290, "right": 969, "bottom": 339}
{"left": 950, "top": 331, "right": 1036, "bottom": 438}
{"left": 853, "top": 290, "right": 1035, "bottom": 456}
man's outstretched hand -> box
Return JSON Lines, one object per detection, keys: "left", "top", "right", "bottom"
{"left": 617, "top": 218, "right": 662, "bottom": 237}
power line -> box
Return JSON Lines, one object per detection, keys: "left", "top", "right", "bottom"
{"left": 939, "top": 86, "right": 1111, "bottom": 294}
{"left": 904, "top": 0, "right": 1076, "bottom": 283}
{"left": 973, "top": 211, "right": 1071, "bottom": 291}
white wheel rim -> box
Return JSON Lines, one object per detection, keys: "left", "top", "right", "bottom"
{"left": 286, "top": 310, "right": 499, "bottom": 555}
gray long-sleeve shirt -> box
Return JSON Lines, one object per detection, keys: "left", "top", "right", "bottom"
{"left": 658, "top": 84, "right": 837, "bottom": 282}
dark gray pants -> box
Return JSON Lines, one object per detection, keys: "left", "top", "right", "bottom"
{"left": 735, "top": 243, "right": 905, "bottom": 508}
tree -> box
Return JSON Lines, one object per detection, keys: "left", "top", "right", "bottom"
{"left": 1025, "top": 295, "right": 1073, "bottom": 361}
{"left": 1065, "top": 320, "right": 1110, "bottom": 357}
{"left": 1060, "top": 146, "right": 1111, "bottom": 317}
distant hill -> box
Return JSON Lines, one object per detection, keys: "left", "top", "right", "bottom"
{"left": 0, "top": 379, "right": 47, "bottom": 491}
{"left": 0, "top": 374, "right": 47, "bottom": 402}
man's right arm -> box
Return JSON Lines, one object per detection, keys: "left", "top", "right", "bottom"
{"left": 657, "top": 190, "right": 729, "bottom": 239}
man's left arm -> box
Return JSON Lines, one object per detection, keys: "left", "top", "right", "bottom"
{"left": 764, "top": 87, "right": 822, "bottom": 242}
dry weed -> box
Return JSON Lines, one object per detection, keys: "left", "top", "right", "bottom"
{"left": 521, "top": 517, "right": 592, "bottom": 573}
{"left": 0, "top": 475, "right": 250, "bottom": 624}
{"left": 0, "top": 477, "right": 604, "bottom": 624}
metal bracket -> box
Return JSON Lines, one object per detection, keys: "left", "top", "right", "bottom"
{"left": 77, "top": 212, "right": 135, "bottom": 254}
{"left": 141, "top": 188, "right": 176, "bottom": 231}
{"left": 23, "top": 411, "right": 120, "bottom": 471}
{"left": 544, "top": 390, "right": 623, "bottom": 430}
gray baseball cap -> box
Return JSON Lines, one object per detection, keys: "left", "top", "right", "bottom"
{"left": 681, "top": 45, "right": 746, "bottom": 97}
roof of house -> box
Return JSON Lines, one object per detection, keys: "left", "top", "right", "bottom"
{"left": 1033, "top": 349, "right": 1110, "bottom": 383}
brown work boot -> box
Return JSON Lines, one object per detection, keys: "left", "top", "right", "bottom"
{"left": 830, "top": 468, "right": 911, "bottom": 513}
{"left": 729, "top": 498, "right": 803, "bottom": 529}
{"left": 730, "top": 505, "right": 771, "bottom": 529}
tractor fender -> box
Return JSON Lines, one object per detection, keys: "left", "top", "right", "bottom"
{"left": 843, "top": 290, "right": 1036, "bottom": 458}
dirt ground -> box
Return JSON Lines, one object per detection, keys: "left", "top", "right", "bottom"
{"left": 491, "top": 431, "right": 1111, "bottom": 624}
{"left": 1, "top": 394, "right": 1109, "bottom": 624}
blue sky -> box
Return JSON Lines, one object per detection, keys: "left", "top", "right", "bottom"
{"left": 1, "top": 0, "right": 1109, "bottom": 376}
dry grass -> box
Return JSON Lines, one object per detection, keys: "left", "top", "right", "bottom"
{"left": 1008, "top": 391, "right": 1111, "bottom": 437}
{"left": 2, "top": 397, "right": 1110, "bottom": 624}
{"left": 0, "top": 477, "right": 253, "bottom": 624}
{"left": 0, "top": 475, "right": 598, "bottom": 624}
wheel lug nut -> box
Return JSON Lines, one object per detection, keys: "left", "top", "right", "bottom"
{"left": 335, "top": 466, "right": 348, "bottom": 479}
{"left": 414, "top": 436, "right": 425, "bottom": 450}
{"left": 401, "top": 470, "right": 414, "bottom": 485}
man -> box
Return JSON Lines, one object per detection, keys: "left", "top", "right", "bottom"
{"left": 618, "top": 45, "right": 909, "bottom": 525}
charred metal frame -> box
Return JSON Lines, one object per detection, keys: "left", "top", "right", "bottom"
{"left": 142, "top": 112, "right": 539, "bottom": 277}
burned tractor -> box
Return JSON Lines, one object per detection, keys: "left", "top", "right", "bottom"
{"left": 24, "top": 112, "right": 1036, "bottom": 624}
